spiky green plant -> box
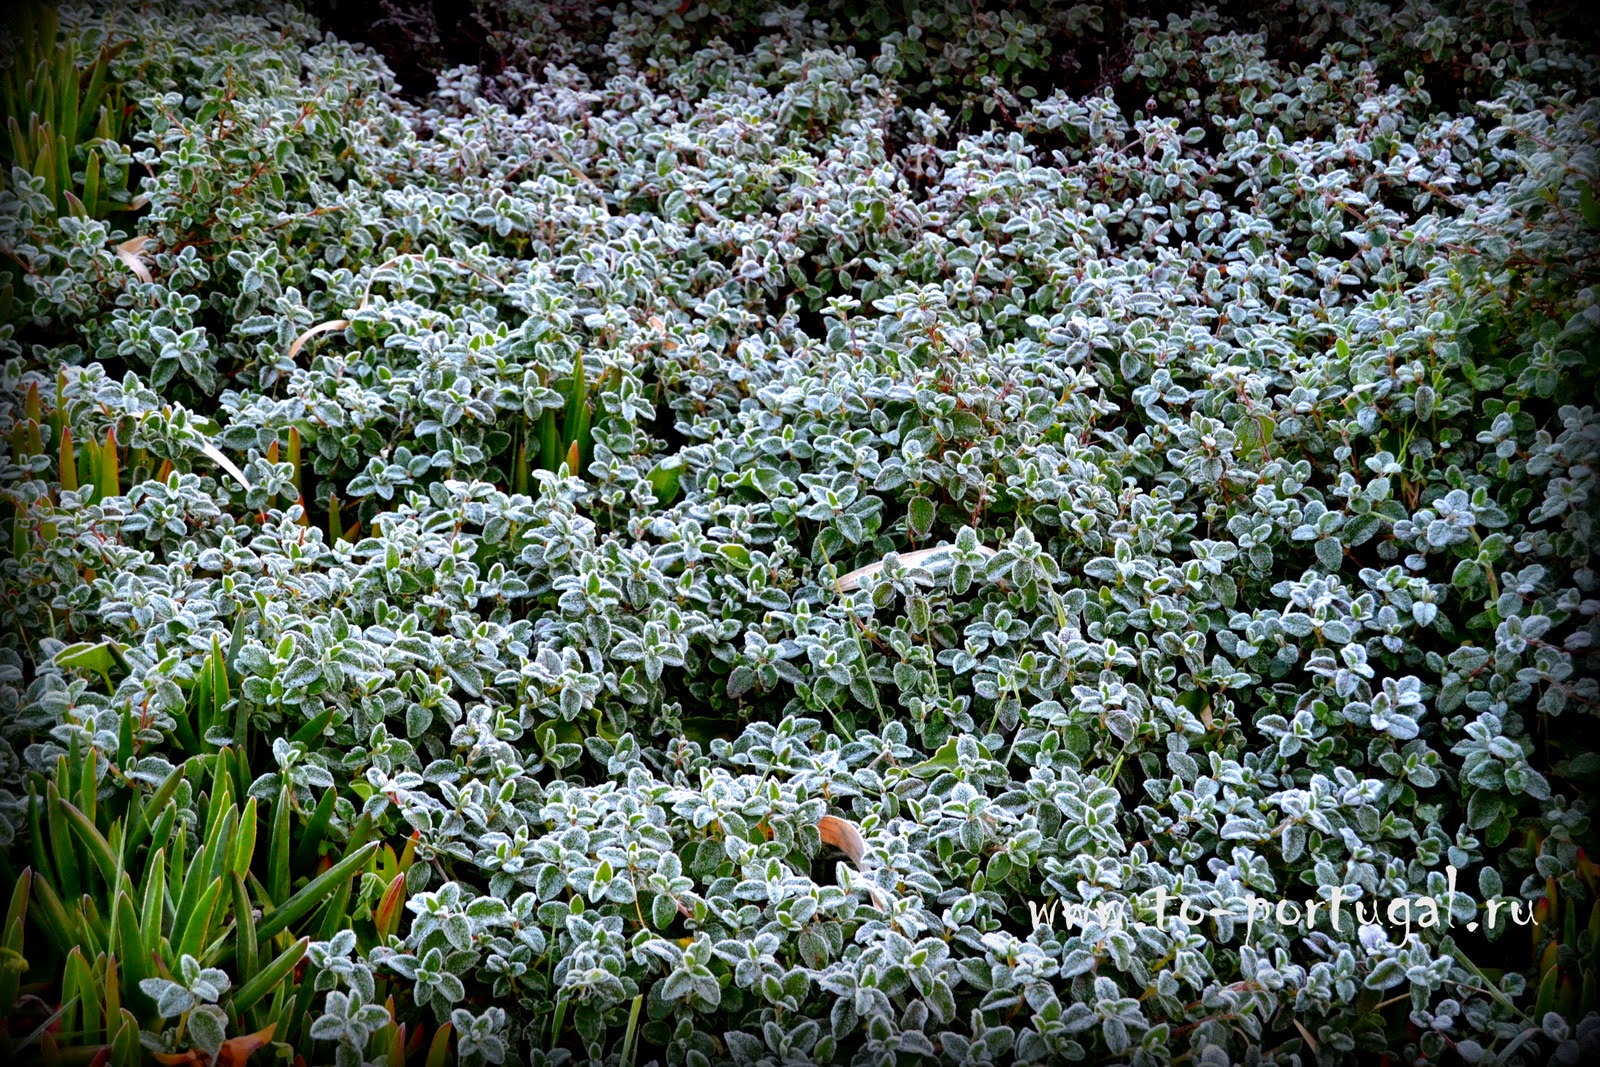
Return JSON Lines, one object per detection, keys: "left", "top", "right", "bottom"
{"left": 0, "top": 1, "right": 131, "bottom": 219}
{"left": 1, "top": 734, "right": 401, "bottom": 1062}
{"left": 1, "top": 1, "right": 135, "bottom": 326}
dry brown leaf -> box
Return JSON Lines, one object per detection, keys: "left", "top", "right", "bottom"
{"left": 818, "top": 814, "right": 889, "bottom": 911}
{"left": 1291, "top": 1018, "right": 1319, "bottom": 1054}
{"left": 817, "top": 814, "right": 867, "bottom": 866}
{"left": 152, "top": 1022, "right": 276, "bottom": 1067}
{"left": 219, "top": 1022, "right": 278, "bottom": 1066}
{"left": 834, "top": 543, "right": 998, "bottom": 593}
{"left": 285, "top": 318, "right": 350, "bottom": 362}
{"left": 282, "top": 255, "right": 505, "bottom": 365}
{"left": 115, "top": 235, "right": 152, "bottom": 284}
{"left": 647, "top": 314, "right": 677, "bottom": 350}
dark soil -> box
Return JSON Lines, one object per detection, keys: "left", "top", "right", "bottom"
{"left": 296, "top": 0, "right": 518, "bottom": 97}
{"left": 293, "top": 0, "right": 1600, "bottom": 121}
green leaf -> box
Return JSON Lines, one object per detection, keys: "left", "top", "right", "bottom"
{"left": 230, "top": 936, "right": 309, "bottom": 1014}
{"left": 176, "top": 876, "right": 224, "bottom": 961}
{"left": 44, "top": 780, "right": 82, "bottom": 898}
{"left": 54, "top": 639, "right": 124, "bottom": 682}
{"left": 292, "top": 787, "right": 337, "bottom": 875}
{"left": 255, "top": 840, "right": 379, "bottom": 941}
{"left": 98, "top": 424, "right": 120, "bottom": 499}
{"left": 1345, "top": 512, "right": 1381, "bottom": 547}
{"left": 57, "top": 796, "right": 119, "bottom": 887}
{"left": 114, "top": 890, "right": 156, "bottom": 1016}
{"left": 232, "top": 872, "right": 258, "bottom": 988}
{"left": 1314, "top": 536, "right": 1343, "bottom": 571}
{"left": 647, "top": 456, "right": 683, "bottom": 506}
{"left": 910, "top": 736, "right": 989, "bottom": 777}
{"left": 1466, "top": 789, "right": 1501, "bottom": 830}
{"left": 288, "top": 706, "right": 336, "bottom": 749}
{"left": 1364, "top": 956, "right": 1407, "bottom": 990}
{"left": 267, "top": 785, "right": 291, "bottom": 906}
{"left": 1236, "top": 413, "right": 1276, "bottom": 461}
{"left": 908, "top": 495, "right": 935, "bottom": 538}
{"left": 1580, "top": 183, "right": 1600, "bottom": 230}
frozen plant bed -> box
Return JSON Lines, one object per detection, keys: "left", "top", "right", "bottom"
{"left": 1, "top": 0, "right": 1598, "bottom": 1064}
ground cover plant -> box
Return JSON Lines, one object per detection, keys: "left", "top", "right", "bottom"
{"left": 1, "top": 0, "right": 1598, "bottom": 1062}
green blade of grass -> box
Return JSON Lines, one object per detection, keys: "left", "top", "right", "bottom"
{"left": 232, "top": 796, "right": 258, "bottom": 879}
{"left": 291, "top": 787, "right": 336, "bottom": 874}
{"left": 267, "top": 784, "right": 290, "bottom": 906}
{"left": 97, "top": 425, "right": 119, "bottom": 498}
{"left": 26, "top": 870, "right": 80, "bottom": 957}
{"left": 425, "top": 1022, "right": 454, "bottom": 1067}
{"left": 80, "top": 54, "right": 109, "bottom": 144}
{"left": 231, "top": 871, "right": 258, "bottom": 987}
{"left": 134, "top": 763, "right": 190, "bottom": 830}
{"left": 114, "top": 889, "right": 155, "bottom": 1017}
{"left": 44, "top": 779, "right": 82, "bottom": 898}
{"left": 62, "top": 946, "right": 94, "bottom": 1042}
{"left": 139, "top": 845, "right": 166, "bottom": 944}
{"left": 0, "top": 869, "right": 30, "bottom": 1013}
{"left": 288, "top": 706, "right": 336, "bottom": 749}
{"left": 538, "top": 408, "right": 560, "bottom": 473}
{"left": 7, "top": 115, "right": 32, "bottom": 172}
{"left": 60, "top": 53, "right": 80, "bottom": 156}
{"left": 255, "top": 840, "right": 379, "bottom": 941}
{"left": 327, "top": 490, "right": 343, "bottom": 542}
{"left": 111, "top": 1008, "right": 140, "bottom": 1066}
{"left": 175, "top": 876, "right": 223, "bottom": 962}
{"left": 56, "top": 796, "right": 118, "bottom": 888}
{"left": 2, "top": 868, "right": 29, "bottom": 952}
{"left": 230, "top": 935, "right": 308, "bottom": 1014}
{"left": 26, "top": 779, "right": 52, "bottom": 888}
{"left": 562, "top": 349, "right": 587, "bottom": 442}
{"left": 103, "top": 952, "right": 120, "bottom": 1032}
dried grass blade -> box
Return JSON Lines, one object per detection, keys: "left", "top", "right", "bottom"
{"left": 196, "top": 441, "right": 252, "bottom": 492}
{"left": 115, "top": 235, "right": 151, "bottom": 284}
{"left": 834, "top": 543, "right": 998, "bottom": 593}
{"left": 285, "top": 319, "right": 349, "bottom": 362}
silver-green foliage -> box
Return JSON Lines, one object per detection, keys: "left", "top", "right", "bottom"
{"left": 1, "top": 0, "right": 1598, "bottom": 1063}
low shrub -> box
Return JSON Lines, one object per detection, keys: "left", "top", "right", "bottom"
{"left": 1, "top": 0, "right": 1597, "bottom": 1063}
